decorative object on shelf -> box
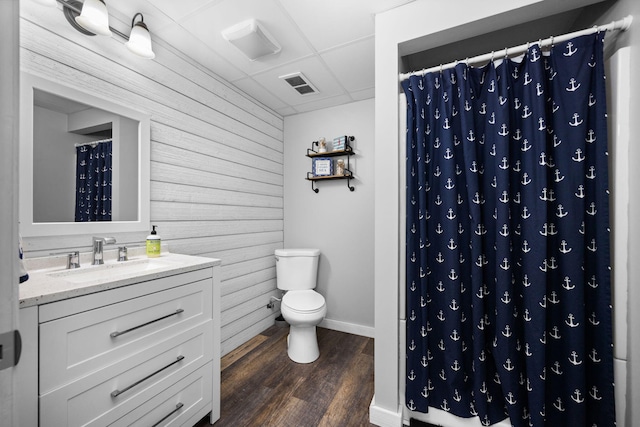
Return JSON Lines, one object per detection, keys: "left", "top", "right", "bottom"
{"left": 318, "top": 137, "right": 327, "bottom": 153}
{"left": 312, "top": 157, "right": 333, "bottom": 176}
{"left": 306, "top": 135, "right": 355, "bottom": 193}
{"left": 332, "top": 135, "right": 347, "bottom": 151}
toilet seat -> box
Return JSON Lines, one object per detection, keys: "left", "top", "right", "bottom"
{"left": 282, "top": 290, "right": 325, "bottom": 314}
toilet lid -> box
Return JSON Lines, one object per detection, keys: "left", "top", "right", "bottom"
{"left": 283, "top": 290, "right": 325, "bottom": 312}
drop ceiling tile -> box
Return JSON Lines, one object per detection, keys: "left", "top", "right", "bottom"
{"left": 251, "top": 56, "right": 346, "bottom": 107}
{"left": 293, "top": 94, "right": 354, "bottom": 114}
{"left": 139, "top": 0, "right": 225, "bottom": 22}
{"left": 275, "top": 106, "right": 298, "bottom": 116}
{"left": 350, "top": 87, "right": 375, "bottom": 101}
{"left": 179, "top": 0, "right": 314, "bottom": 76}
{"left": 232, "top": 77, "right": 288, "bottom": 111}
{"left": 320, "top": 37, "right": 375, "bottom": 93}
{"left": 154, "top": 23, "right": 248, "bottom": 83}
{"left": 107, "top": 0, "right": 175, "bottom": 32}
{"left": 277, "top": 0, "right": 414, "bottom": 52}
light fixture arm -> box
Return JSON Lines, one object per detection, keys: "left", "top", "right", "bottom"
{"left": 131, "top": 12, "right": 145, "bottom": 29}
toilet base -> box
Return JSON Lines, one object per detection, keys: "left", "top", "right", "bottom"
{"left": 286, "top": 325, "right": 320, "bottom": 364}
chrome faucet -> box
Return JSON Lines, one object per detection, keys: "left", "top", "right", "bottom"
{"left": 67, "top": 251, "right": 81, "bottom": 269}
{"left": 118, "top": 246, "right": 128, "bottom": 262}
{"left": 50, "top": 250, "right": 81, "bottom": 269}
{"left": 92, "top": 236, "right": 116, "bottom": 265}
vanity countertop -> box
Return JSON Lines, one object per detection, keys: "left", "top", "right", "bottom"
{"left": 20, "top": 251, "right": 220, "bottom": 308}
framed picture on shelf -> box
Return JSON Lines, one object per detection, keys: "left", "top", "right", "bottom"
{"left": 332, "top": 135, "right": 346, "bottom": 151}
{"left": 312, "top": 158, "right": 333, "bottom": 176}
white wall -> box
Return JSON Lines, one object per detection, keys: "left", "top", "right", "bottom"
{"left": 372, "top": 0, "right": 633, "bottom": 426}
{"left": 284, "top": 99, "right": 375, "bottom": 336}
{"left": 19, "top": 1, "right": 284, "bottom": 356}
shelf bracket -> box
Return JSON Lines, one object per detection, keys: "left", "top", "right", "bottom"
{"left": 346, "top": 176, "right": 355, "bottom": 192}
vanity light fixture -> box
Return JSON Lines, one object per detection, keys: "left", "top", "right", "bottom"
{"left": 125, "top": 13, "right": 155, "bottom": 59}
{"left": 222, "top": 19, "right": 281, "bottom": 61}
{"left": 31, "top": 0, "right": 155, "bottom": 59}
{"left": 74, "top": 0, "right": 112, "bottom": 36}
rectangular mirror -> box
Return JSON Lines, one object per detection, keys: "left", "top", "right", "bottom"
{"left": 20, "top": 72, "right": 150, "bottom": 237}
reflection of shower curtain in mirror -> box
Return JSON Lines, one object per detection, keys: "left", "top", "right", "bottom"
{"left": 75, "top": 140, "right": 112, "bottom": 222}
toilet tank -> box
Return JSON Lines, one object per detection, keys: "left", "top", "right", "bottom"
{"left": 275, "top": 248, "right": 320, "bottom": 291}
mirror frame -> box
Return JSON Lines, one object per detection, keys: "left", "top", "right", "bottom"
{"left": 20, "top": 71, "right": 150, "bottom": 237}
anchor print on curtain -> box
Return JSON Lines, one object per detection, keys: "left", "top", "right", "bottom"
{"left": 403, "top": 33, "right": 615, "bottom": 427}
{"left": 75, "top": 140, "right": 113, "bottom": 222}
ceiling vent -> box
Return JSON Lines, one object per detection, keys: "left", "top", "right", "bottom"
{"left": 279, "top": 72, "right": 318, "bottom": 95}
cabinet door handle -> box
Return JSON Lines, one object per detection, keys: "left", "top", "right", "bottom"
{"left": 110, "top": 309, "right": 184, "bottom": 338}
{"left": 151, "top": 402, "right": 184, "bottom": 427}
{"left": 111, "top": 355, "right": 185, "bottom": 398}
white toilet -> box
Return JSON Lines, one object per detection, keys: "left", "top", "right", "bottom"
{"left": 275, "top": 248, "right": 327, "bottom": 363}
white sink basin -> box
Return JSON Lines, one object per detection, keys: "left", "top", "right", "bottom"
{"left": 47, "top": 258, "right": 174, "bottom": 284}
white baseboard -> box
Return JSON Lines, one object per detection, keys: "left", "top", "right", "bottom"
{"left": 407, "top": 407, "right": 512, "bottom": 427}
{"left": 319, "top": 318, "right": 374, "bottom": 338}
{"left": 369, "top": 397, "right": 403, "bottom": 427}
{"left": 614, "top": 358, "right": 627, "bottom": 427}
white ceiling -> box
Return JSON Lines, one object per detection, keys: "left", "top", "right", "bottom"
{"left": 104, "top": 0, "right": 416, "bottom": 117}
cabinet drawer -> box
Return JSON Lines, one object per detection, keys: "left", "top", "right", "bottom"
{"left": 40, "top": 321, "right": 212, "bottom": 427}
{"left": 40, "top": 279, "right": 212, "bottom": 393}
{"left": 110, "top": 361, "right": 213, "bottom": 427}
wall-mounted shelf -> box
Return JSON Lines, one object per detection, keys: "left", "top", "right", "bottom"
{"left": 306, "top": 136, "right": 355, "bottom": 193}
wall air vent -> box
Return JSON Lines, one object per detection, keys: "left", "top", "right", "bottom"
{"left": 279, "top": 72, "right": 318, "bottom": 95}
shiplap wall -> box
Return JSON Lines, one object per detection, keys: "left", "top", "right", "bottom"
{"left": 19, "top": 2, "right": 283, "bottom": 355}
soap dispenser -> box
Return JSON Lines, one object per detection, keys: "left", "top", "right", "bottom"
{"left": 146, "top": 225, "right": 161, "bottom": 258}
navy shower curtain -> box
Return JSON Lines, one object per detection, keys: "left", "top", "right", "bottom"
{"left": 75, "top": 140, "right": 112, "bottom": 222}
{"left": 403, "top": 33, "right": 615, "bottom": 427}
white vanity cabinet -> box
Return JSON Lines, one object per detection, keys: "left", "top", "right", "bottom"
{"left": 18, "top": 254, "right": 220, "bottom": 427}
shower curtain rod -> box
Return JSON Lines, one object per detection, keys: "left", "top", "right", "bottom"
{"left": 74, "top": 138, "right": 112, "bottom": 148}
{"left": 399, "top": 15, "right": 633, "bottom": 81}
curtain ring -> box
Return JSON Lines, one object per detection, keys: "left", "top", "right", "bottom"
{"left": 550, "top": 35, "right": 555, "bottom": 47}
{"left": 439, "top": 64, "right": 443, "bottom": 74}
{"left": 490, "top": 51, "right": 495, "bottom": 62}
{"left": 504, "top": 47, "right": 508, "bottom": 59}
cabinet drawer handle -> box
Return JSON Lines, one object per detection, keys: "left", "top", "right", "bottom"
{"left": 151, "top": 402, "right": 184, "bottom": 427}
{"left": 110, "top": 355, "right": 185, "bottom": 398}
{"left": 110, "top": 309, "right": 184, "bottom": 338}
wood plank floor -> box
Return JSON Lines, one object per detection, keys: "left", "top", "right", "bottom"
{"left": 197, "top": 325, "right": 376, "bottom": 427}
